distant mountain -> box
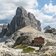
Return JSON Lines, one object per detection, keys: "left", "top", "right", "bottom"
{"left": 0, "top": 25, "right": 3, "bottom": 32}
{"left": 0, "top": 19, "right": 11, "bottom": 24}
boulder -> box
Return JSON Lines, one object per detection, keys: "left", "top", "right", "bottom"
{"left": 44, "top": 26, "right": 56, "bottom": 34}
{"left": 13, "top": 33, "right": 31, "bottom": 46}
{"left": 5, "top": 39, "right": 15, "bottom": 47}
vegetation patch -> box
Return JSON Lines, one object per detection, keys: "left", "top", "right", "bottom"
{"left": 51, "top": 53, "right": 56, "bottom": 56}
{"left": 22, "top": 47, "right": 35, "bottom": 53}
{"left": 14, "top": 44, "right": 36, "bottom": 53}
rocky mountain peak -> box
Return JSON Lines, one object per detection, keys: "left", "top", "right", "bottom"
{"left": 1, "top": 6, "right": 41, "bottom": 36}
{"left": 28, "top": 12, "right": 35, "bottom": 20}
{"left": 16, "top": 7, "right": 28, "bottom": 17}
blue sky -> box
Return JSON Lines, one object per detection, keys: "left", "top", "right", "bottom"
{"left": 37, "top": 0, "right": 50, "bottom": 10}
{"left": 37, "top": 0, "right": 56, "bottom": 28}
{"left": 0, "top": 0, "right": 56, "bottom": 29}
{"left": 38, "top": 0, "right": 56, "bottom": 9}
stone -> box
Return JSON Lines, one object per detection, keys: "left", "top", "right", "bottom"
{"left": 44, "top": 26, "right": 56, "bottom": 34}
{"left": 13, "top": 33, "right": 30, "bottom": 46}
{"left": 5, "top": 39, "right": 15, "bottom": 47}
{"left": 6, "top": 6, "right": 41, "bottom": 36}
{"left": 0, "top": 25, "right": 7, "bottom": 37}
{"left": 28, "top": 12, "right": 41, "bottom": 31}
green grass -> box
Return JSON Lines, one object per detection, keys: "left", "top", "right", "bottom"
{"left": 22, "top": 47, "right": 35, "bottom": 53}
{"left": 14, "top": 44, "right": 35, "bottom": 53}
{"left": 51, "top": 53, "right": 56, "bottom": 56}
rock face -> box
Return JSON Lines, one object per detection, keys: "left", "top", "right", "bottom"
{"left": 6, "top": 7, "right": 41, "bottom": 36}
{"left": 44, "top": 26, "right": 56, "bottom": 35}
{"left": 0, "top": 25, "right": 7, "bottom": 37}
{"left": 0, "top": 43, "right": 23, "bottom": 56}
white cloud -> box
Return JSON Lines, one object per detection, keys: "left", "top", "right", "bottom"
{"left": 0, "top": 0, "right": 37, "bottom": 20}
{"left": 34, "top": 2, "right": 56, "bottom": 28}
{"left": 0, "top": 0, "right": 56, "bottom": 28}
{"left": 42, "top": 3, "right": 56, "bottom": 14}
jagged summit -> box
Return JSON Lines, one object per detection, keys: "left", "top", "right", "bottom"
{"left": 16, "top": 6, "right": 28, "bottom": 17}
{"left": 1, "top": 6, "right": 41, "bottom": 36}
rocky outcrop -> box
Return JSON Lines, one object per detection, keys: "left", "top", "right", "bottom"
{"left": 10, "top": 26, "right": 40, "bottom": 46}
{"left": 0, "top": 43, "right": 23, "bottom": 56}
{"left": 44, "top": 26, "right": 56, "bottom": 35}
{"left": 6, "top": 7, "right": 41, "bottom": 36}
{"left": 0, "top": 25, "right": 7, "bottom": 37}
{"left": 28, "top": 13, "right": 41, "bottom": 31}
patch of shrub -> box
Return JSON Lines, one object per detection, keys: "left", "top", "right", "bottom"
{"left": 51, "top": 53, "right": 56, "bottom": 56}
{"left": 23, "top": 47, "right": 35, "bottom": 53}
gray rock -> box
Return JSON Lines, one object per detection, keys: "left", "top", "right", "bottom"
{"left": 28, "top": 12, "right": 41, "bottom": 31}
{"left": 5, "top": 39, "right": 15, "bottom": 47}
{"left": 44, "top": 26, "right": 56, "bottom": 35}
{"left": 0, "top": 25, "right": 7, "bottom": 37}
{"left": 14, "top": 33, "right": 30, "bottom": 46}
{"left": 1, "top": 6, "right": 41, "bottom": 36}
{"left": 3, "top": 52, "right": 15, "bottom": 56}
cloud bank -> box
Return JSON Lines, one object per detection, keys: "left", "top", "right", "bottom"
{"left": 0, "top": 0, "right": 56, "bottom": 28}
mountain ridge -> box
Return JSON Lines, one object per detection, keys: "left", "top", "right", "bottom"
{"left": 1, "top": 6, "right": 41, "bottom": 36}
